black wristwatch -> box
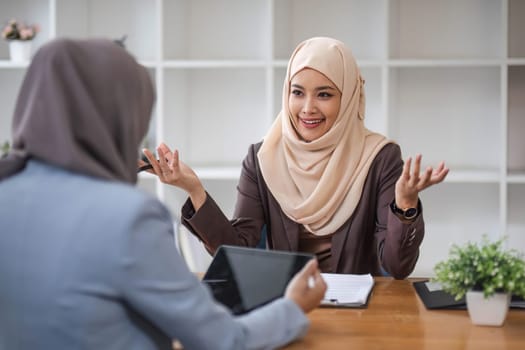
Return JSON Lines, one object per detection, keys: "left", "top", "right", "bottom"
{"left": 390, "top": 201, "right": 419, "bottom": 221}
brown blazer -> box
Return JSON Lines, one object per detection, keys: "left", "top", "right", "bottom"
{"left": 182, "top": 142, "right": 424, "bottom": 279}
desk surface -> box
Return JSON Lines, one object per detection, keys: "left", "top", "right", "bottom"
{"left": 284, "top": 277, "right": 525, "bottom": 350}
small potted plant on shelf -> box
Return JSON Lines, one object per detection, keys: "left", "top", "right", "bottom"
{"left": 2, "top": 19, "right": 39, "bottom": 62}
{"left": 433, "top": 235, "right": 525, "bottom": 326}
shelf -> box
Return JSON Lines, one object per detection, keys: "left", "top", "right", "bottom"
{"left": 137, "top": 172, "right": 157, "bottom": 180}
{"left": 508, "top": 59, "right": 525, "bottom": 66}
{"left": 0, "top": 61, "right": 30, "bottom": 68}
{"left": 388, "top": 59, "right": 503, "bottom": 67}
{"left": 138, "top": 167, "right": 240, "bottom": 182}
{"left": 0, "top": 0, "right": 50, "bottom": 61}
{"left": 194, "top": 166, "right": 241, "bottom": 180}
{"left": 162, "top": 60, "right": 268, "bottom": 69}
{"left": 508, "top": 173, "right": 525, "bottom": 184}
{"left": 445, "top": 170, "right": 500, "bottom": 184}
{"left": 137, "top": 60, "right": 158, "bottom": 69}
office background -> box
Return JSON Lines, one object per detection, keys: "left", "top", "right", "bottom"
{"left": 1, "top": 0, "right": 524, "bottom": 276}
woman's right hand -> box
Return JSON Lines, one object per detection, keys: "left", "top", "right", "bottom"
{"left": 285, "top": 259, "right": 327, "bottom": 313}
{"left": 142, "top": 143, "right": 207, "bottom": 210}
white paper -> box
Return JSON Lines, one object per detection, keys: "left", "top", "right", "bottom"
{"left": 321, "top": 273, "right": 374, "bottom": 305}
{"left": 425, "top": 281, "right": 443, "bottom": 292}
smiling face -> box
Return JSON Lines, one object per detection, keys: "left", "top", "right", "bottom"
{"left": 288, "top": 68, "right": 342, "bottom": 142}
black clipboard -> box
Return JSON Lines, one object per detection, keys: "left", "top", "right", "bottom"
{"left": 413, "top": 280, "right": 525, "bottom": 310}
{"left": 320, "top": 289, "right": 373, "bottom": 309}
{"left": 413, "top": 280, "right": 466, "bottom": 309}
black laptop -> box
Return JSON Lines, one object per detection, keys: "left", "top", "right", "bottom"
{"left": 202, "top": 245, "right": 314, "bottom": 315}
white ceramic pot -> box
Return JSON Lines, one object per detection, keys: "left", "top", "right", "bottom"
{"left": 9, "top": 40, "right": 32, "bottom": 62}
{"left": 466, "top": 290, "right": 511, "bottom": 326}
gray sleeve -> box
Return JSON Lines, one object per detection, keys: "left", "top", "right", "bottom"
{"left": 119, "top": 198, "right": 308, "bottom": 350}
{"left": 237, "top": 298, "right": 309, "bottom": 350}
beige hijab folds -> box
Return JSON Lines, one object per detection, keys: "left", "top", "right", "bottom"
{"left": 257, "top": 37, "right": 390, "bottom": 236}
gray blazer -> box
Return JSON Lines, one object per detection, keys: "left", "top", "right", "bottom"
{"left": 182, "top": 142, "right": 424, "bottom": 279}
{"left": 0, "top": 160, "right": 308, "bottom": 350}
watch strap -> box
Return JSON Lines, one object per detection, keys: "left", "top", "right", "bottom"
{"left": 390, "top": 200, "right": 419, "bottom": 221}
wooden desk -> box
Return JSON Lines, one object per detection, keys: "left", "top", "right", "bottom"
{"left": 284, "top": 277, "right": 525, "bottom": 350}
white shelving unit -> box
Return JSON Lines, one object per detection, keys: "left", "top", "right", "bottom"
{"left": 1, "top": 0, "right": 524, "bottom": 276}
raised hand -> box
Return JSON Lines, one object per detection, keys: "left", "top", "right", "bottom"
{"left": 395, "top": 154, "right": 449, "bottom": 209}
{"left": 142, "top": 142, "right": 207, "bottom": 210}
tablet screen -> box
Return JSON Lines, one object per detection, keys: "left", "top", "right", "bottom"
{"left": 202, "top": 245, "right": 314, "bottom": 315}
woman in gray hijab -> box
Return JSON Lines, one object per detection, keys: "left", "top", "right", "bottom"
{"left": 0, "top": 38, "right": 325, "bottom": 350}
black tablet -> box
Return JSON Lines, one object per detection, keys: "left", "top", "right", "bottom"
{"left": 202, "top": 245, "right": 314, "bottom": 315}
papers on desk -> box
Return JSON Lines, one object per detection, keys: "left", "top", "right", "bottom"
{"left": 321, "top": 273, "right": 374, "bottom": 308}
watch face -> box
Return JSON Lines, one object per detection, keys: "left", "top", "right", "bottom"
{"left": 404, "top": 207, "right": 418, "bottom": 219}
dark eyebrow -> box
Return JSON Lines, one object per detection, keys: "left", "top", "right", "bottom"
{"left": 290, "top": 83, "right": 337, "bottom": 91}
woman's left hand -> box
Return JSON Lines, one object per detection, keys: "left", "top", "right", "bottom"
{"left": 395, "top": 154, "right": 449, "bottom": 209}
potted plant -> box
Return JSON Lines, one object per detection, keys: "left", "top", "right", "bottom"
{"left": 2, "top": 19, "right": 39, "bottom": 62}
{"left": 433, "top": 235, "right": 525, "bottom": 326}
{"left": 1, "top": 141, "right": 9, "bottom": 158}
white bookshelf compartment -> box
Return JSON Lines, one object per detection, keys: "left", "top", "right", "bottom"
{"left": 415, "top": 183, "right": 500, "bottom": 277}
{"left": 360, "top": 67, "right": 384, "bottom": 135}
{"left": 509, "top": 0, "right": 525, "bottom": 58}
{"left": 389, "top": 0, "right": 502, "bottom": 59}
{"left": 166, "top": 177, "right": 239, "bottom": 272}
{"left": 508, "top": 66, "right": 525, "bottom": 175}
{"left": 272, "top": 67, "right": 286, "bottom": 119}
{"left": 163, "top": 177, "right": 238, "bottom": 223}
{"left": 141, "top": 67, "right": 158, "bottom": 150}
{"left": 272, "top": 67, "right": 384, "bottom": 134}
{"left": 507, "top": 184, "right": 525, "bottom": 256}
{"left": 273, "top": 0, "right": 387, "bottom": 61}
{"left": 0, "top": 69, "right": 26, "bottom": 144}
{"left": 55, "top": 0, "right": 157, "bottom": 61}
{"left": 163, "top": 68, "right": 268, "bottom": 167}
{"left": 0, "top": 0, "right": 50, "bottom": 60}
{"left": 388, "top": 67, "right": 501, "bottom": 174}
{"left": 163, "top": 0, "right": 270, "bottom": 60}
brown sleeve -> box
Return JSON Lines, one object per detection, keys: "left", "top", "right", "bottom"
{"left": 180, "top": 144, "right": 265, "bottom": 254}
{"left": 373, "top": 144, "right": 425, "bottom": 279}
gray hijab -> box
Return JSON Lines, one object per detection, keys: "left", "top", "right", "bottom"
{"left": 0, "top": 38, "right": 154, "bottom": 183}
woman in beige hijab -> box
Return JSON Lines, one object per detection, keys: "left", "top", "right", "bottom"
{"left": 143, "top": 37, "right": 448, "bottom": 278}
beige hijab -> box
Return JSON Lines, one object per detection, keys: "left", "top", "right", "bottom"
{"left": 257, "top": 37, "right": 390, "bottom": 236}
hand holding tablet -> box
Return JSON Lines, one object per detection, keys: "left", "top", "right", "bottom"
{"left": 202, "top": 245, "right": 326, "bottom": 315}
